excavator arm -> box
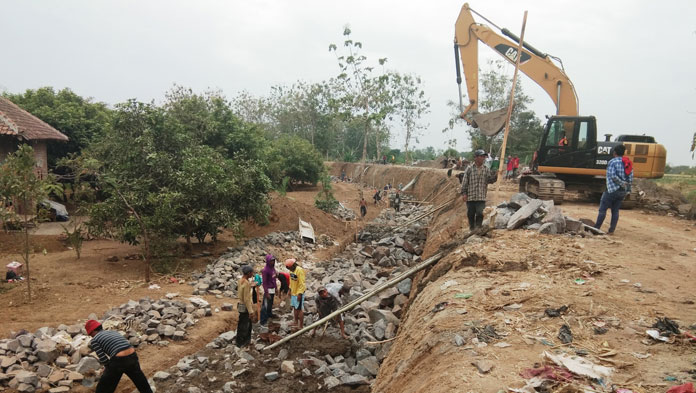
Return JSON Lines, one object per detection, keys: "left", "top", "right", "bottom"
{"left": 455, "top": 3, "right": 579, "bottom": 118}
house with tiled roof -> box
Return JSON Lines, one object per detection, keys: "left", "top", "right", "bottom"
{"left": 0, "top": 96, "right": 68, "bottom": 177}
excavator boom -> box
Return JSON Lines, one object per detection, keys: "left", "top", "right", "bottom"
{"left": 455, "top": 3, "right": 579, "bottom": 118}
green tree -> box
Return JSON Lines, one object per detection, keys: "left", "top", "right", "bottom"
{"left": 0, "top": 145, "right": 58, "bottom": 301}
{"left": 3, "top": 87, "right": 112, "bottom": 168}
{"left": 329, "top": 27, "right": 394, "bottom": 163}
{"left": 267, "top": 135, "right": 325, "bottom": 187}
{"left": 391, "top": 73, "right": 430, "bottom": 164}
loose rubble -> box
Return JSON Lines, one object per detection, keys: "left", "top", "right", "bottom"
{"left": 151, "top": 203, "right": 432, "bottom": 392}
{"left": 493, "top": 193, "right": 604, "bottom": 235}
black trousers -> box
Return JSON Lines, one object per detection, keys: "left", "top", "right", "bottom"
{"left": 96, "top": 353, "right": 152, "bottom": 393}
{"left": 236, "top": 311, "right": 252, "bottom": 347}
{"left": 466, "top": 201, "right": 486, "bottom": 229}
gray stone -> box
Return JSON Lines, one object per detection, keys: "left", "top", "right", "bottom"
{"left": 371, "top": 246, "right": 390, "bottom": 261}
{"left": 494, "top": 209, "right": 512, "bottom": 229}
{"left": 678, "top": 203, "right": 692, "bottom": 215}
{"left": 16, "top": 370, "right": 38, "bottom": 386}
{"left": 358, "top": 356, "right": 379, "bottom": 376}
{"left": 507, "top": 199, "right": 543, "bottom": 229}
{"left": 341, "top": 374, "right": 370, "bottom": 386}
{"left": 538, "top": 222, "right": 558, "bottom": 234}
{"left": 55, "top": 355, "right": 70, "bottom": 367}
{"left": 223, "top": 381, "right": 238, "bottom": 392}
{"left": 16, "top": 335, "right": 33, "bottom": 348}
{"left": 526, "top": 223, "right": 541, "bottom": 230}
{"left": 542, "top": 207, "right": 566, "bottom": 233}
{"left": 396, "top": 278, "right": 412, "bottom": 294}
{"left": 565, "top": 217, "right": 583, "bottom": 232}
{"left": 36, "top": 363, "right": 52, "bottom": 378}
{"left": 509, "top": 192, "right": 532, "bottom": 209}
{"left": 6, "top": 339, "right": 20, "bottom": 353}
{"left": 35, "top": 339, "right": 60, "bottom": 363}
{"left": 264, "top": 371, "right": 279, "bottom": 381}
{"left": 368, "top": 309, "right": 400, "bottom": 326}
{"left": 454, "top": 334, "right": 465, "bottom": 346}
{"left": 162, "top": 325, "right": 176, "bottom": 337}
{"left": 188, "top": 387, "right": 201, "bottom": 393}
{"left": 49, "top": 387, "right": 70, "bottom": 393}
{"left": 324, "top": 376, "right": 341, "bottom": 389}
{"left": 278, "top": 348, "right": 289, "bottom": 361}
{"left": 17, "top": 383, "right": 36, "bottom": 393}
{"left": 1, "top": 355, "right": 18, "bottom": 368}
{"left": 221, "top": 303, "right": 234, "bottom": 311}
{"left": 378, "top": 287, "right": 399, "bottom": 308}
{"left": 153, "top": 371, "right": 171, "bottom": 381}
{"left": 373, "top": 319, "right": 386, "bottom": 340}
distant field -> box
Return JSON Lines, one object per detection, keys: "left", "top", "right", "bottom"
{"left": 653, "top": 174, "right": 696, "bottom": 203}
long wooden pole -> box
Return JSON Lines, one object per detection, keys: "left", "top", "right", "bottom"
{"left": 264, "top": 251, "right": 444, "bottom": 351}
{"left": 494, "top": 10, "right": 528, "bottom": 204}
{"left": 392, "top": 196, "right": 457, "bottom": 231}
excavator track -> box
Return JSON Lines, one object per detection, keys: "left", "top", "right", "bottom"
{"left": 520, "top": 175, "right": 565, "bottom": 204}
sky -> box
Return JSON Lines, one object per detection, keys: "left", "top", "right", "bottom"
{"left": 2, "top": 0, "right": 695, "bottom": 165}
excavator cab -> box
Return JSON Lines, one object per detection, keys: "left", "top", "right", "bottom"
{"left": 536, "top": 116, "right": 598, "bottom": 172}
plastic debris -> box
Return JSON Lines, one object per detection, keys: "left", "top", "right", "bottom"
{"left": 431, "top": 301, "right": 448, "bottom": 313}
{"left": 544, "top": 351, "right": 613, "bottom": 380}
{"left": 454, "top": 293, "right": 473, "bottom": 299}
{"left": 667, "top": 382, "right": 695, "bottom": 393}
{"left": 652, "top": 317, "right": 680, "bottom": 336}
{"left": 545, "top": 305, "right": 568, "bottom": 318}
{"left": 574, "top": 278, "right": 586, "bottom": 285}
{"left": 558, "top": 324, "right": 573, "bottom": 344}
{"left": 148, "top": 284, "right": 161, "bottom": 290}
{"left": 646, "top": 329, "right": 670, "bottom": 342}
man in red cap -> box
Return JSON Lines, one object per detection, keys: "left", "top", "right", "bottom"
{"left": 85, "top": 319, "right": 152, "bottom": 393}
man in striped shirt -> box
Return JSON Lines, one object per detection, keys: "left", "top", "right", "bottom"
{"left": 460, "top": 149, "right": 498, "bottom": 229}
{"left": 85, "top": 319, "right": 153, "bottom": 393}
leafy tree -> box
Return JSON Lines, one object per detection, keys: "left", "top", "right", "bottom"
{"left": 315, "top": 175, "right": 339, "bottom": 212}
{"left": 391, "top": 73, "right": 430, "bottom": 163}
{"left": 0, "top": 145, "right": 59, "bottom": 301}
{"left": 3, "top": 87, "right": 112, "bottom": 168}
{"left": 267, "top": 135, "right": 325, "bottom": 187}
{"left": 329, "top": 27, "right": 394, "bottom": 163}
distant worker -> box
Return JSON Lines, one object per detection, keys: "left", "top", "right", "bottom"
{"left": 394, "top": 190, "right": 402, "bottom": 212}
{"left": 506, "top": 156, "right": 514, "bottom": 179}
{"left": 558, "top": 135, "right": 569, "bottom": 147}
{"left": 373, "top": 189, "right": 382, "bottom": 205}
{"left": 251, "top": 271, "right": 262, "bottom": 318}
{"left": 460, "top": 149, "right": 498, "bottom": 230}
{"left": 236, "top": 265, "right": 256, "bottom": 347}
{"left": 359, "top": 197, "right": 367, "bottom": 218}
{"left": 512, "top": 156, "right": 520, "bottom": 177}
{"left": 85, "top": 319, "right": 153, "bottom": 393}
{"left": 286, "top": 258, "right": 306, "bottom": 331}
{"left": 312, "top": 283, "right": 350, "bottom": 339}
{"left": 593, "top": 145, "right": 633, "bottom": 234}
{"left": 390, "top": 155, "right": 395, "bottom": 164}
{"left": 341, "top": 169, "right": 346, "bottom": 181}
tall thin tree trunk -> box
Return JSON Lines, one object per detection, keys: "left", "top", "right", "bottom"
{"left": 23, "top": 206, "right": 31, "bottom": 302}
{"left": 362, "top": 120, "right": 369, "bottom": 163}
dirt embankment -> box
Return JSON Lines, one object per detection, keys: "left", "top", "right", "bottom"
{"left": 333, "top": 162, "right": 696, "bottom": 393}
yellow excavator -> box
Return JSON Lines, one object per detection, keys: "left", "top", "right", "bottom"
{"left": 454, "top": 3, "right": 666, "bottom": 204}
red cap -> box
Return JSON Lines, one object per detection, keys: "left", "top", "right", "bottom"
{"left": 85, "top": 320, "right": 101, "bottom": 335}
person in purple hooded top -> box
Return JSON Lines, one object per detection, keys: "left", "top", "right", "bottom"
{"left": 260, "top": 254, "right": 278, "bottom": 325}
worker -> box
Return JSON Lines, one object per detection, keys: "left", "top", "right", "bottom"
{"left": 506, "top": 156, "right": 514, "bottom": 179}
{"left": 84, "top": 320, "right": 153, "bottom": 393}
{"left": 311, "top": 283, "right": 350, "bottom": 339}
{"left": 394, "top": 190, "right": 401, "bottom": 212}
{"left": 594, "top": 145, "right": 633, "bottom": 234}
{"left": 277, "top": 270, "right": 291, "bottom": 302}
{"left": 252, "top": 271, "right": 262, "bottom": 318}
{"left": 260, "top": 254, "right": 277, "bottom": 326}
{"left": 286, "top": 258, "right": 306, "bottom": 331}
{"left": 359, "top": 197, "right": 367, "bottom": 218}
{"left": 236, "top": 265, "right": 256, "bottom": 347}
{"left": 460, "top": 149, "right": 498, "bottom": 229}
{"left": 512, "top": 156, "right": 520, "bottom": 177}
{"left": 373, "top": 189, "right": 382, "bottom": 205}
{"left": 558, "top": 135, "right": 569, "bottom": 147}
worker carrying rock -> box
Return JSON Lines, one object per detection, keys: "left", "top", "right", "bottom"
{"left": 460, "top": 149, "right": 498, "bottom": 229}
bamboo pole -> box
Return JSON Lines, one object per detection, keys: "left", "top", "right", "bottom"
{"left": 263, "top": 251, "right": 444, "bottom": 351}
{"left": 392, "top": 196, "right": 457, "bottom": 231}
{"left": 494, "top": 10, "right": 528, "bottom": 205}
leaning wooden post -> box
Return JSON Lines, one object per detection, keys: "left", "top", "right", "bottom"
{"left": 263, "top": 252, "right": 444, "bottom": 351}
{"left": 494, "top": 10, "right": 528, "bottom": 204}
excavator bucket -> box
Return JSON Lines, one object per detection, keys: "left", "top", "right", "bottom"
{"left": 471, "top": 107, "right": 509, "bottom": 136}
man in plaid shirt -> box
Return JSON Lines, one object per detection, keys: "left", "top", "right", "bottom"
{"left": 594, "top": 145, "right": 633, "bottom": 234}
{"left": 460, "top": 149, "right": 498, "bottom": 229}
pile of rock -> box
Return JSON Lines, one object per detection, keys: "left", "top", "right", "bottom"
{"left": 191, "top": 231, "right": 323, "bottom": 297}
{"left": 1, "top": 327, "right": 103, "bottom": 392}
{"left": 0, "top": 295, "right": 212, "bottom": 392}
{"left": 494, "top": 193, "right": 603, "bottom": 235}
{"left": 151, "top": 204, "right": 431, "bottom": 392}
{"left": 100, "top": 296, "right": 213, "bottom": 345}
{"left": 333, "top": 203, "right": 357, "bottom": 221}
